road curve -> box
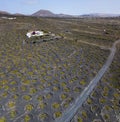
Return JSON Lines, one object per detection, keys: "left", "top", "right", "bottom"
{"left": 55, "top": 39, "right": 120, "bottom": 122}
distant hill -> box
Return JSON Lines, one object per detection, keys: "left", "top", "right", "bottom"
{"left": 32, "top": 9, "right": 73, "bottom": 18}
{"left": 32, "top": 10, "right": 57, "bottom": 17}
{"left": 0, "top": 10, "right": 11, "bottom": 16}
{"left": 80, "top": 13, "right": 120, "bottom": 18}
{"left": 0, "top": 10, "right": 11, "bottom": 15}
{"left": 0, "top": 10, "right": 26, "bottom": 17}
{"left": 0, "top": 10, "right": 120, "bottom": 18}
{"left": 32, "top": 10, "right": 120, "bottom": 18}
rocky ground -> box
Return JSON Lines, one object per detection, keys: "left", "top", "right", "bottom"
{"left": 0, "top": 16, "right": 120, "bottom": 122}
{"left": 71, "top": 43, "right": 120, "bottom": 122}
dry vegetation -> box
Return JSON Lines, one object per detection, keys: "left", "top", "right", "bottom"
{"left": 0, "top": 16, "right": 120, "bottom": 122}
{"left": 71, "top": 46, "right": 120, "bottom": 122}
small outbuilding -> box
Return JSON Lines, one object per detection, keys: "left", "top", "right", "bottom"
{"left": 26, "top": 31, "right": 44, "bottom": 38}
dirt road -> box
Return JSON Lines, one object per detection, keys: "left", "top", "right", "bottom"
{"left": 55, "top": 39, "right": 120, "bottom": 122}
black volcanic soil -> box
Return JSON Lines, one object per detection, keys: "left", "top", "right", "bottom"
{"left": 0, "top": 16, "right": 120, "bottom": 122}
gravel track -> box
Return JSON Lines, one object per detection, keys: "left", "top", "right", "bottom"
{"left": 55, "top": 39, "right": 120, "bottom": 122}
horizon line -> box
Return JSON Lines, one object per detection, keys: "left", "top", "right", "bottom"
{"left": 0, "top": 9, "right": 120, "bottom": 16}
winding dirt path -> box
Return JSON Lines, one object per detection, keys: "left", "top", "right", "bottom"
{"left": 55, "top": 39, "right": 120, "bottom": 122}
